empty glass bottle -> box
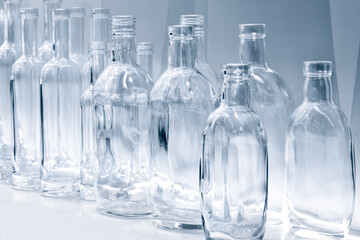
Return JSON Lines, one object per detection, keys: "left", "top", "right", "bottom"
{"left": 201, "top": 63, "right": 268, "bottom": 240}
{"left": 136, "top": 42, "right": 154, "bottom": 79}
{"left": 40, "top": 9, "right": 82, "bottom": 197}
{"left": 12, "top": 8, "right": 43, "bottom": 190}
{"left": 91, "top": 8, "right": 110, "bottom": 44}
{"left": 69, "top": 7, "right": 87, "bottom": 91}
{"left": 94, "top": 15, "right": 153, "bottom": 216}
{"left": 285, "top": 61, "right": 355, "bottom": 237}
{"left": 0, "top": 0, "right": 22, "bottom": 183}
{"left": 0, "top": 0, "right": 5, "bottom": 46}
{"left": 81, "top": 41, "right": 107, "bottom": 201}
{"left": 38, "top": 0, "right": 61, "bottom": 62}
{"left": 150, "top": 25, "right": 214, "bottom": 230}
{"left": 239, "top": 24, "right": 293, "bottom": 223}
{"left": 180, "top": 15, "right": 221, "bottom": 106}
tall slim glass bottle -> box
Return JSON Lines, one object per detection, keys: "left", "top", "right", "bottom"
{"left": 69, "top": 7, "right": 87, "bottom": 91}
{"left": 180, "top": 15, "right": 221, "bottom": 105}
{"left": 150, "top": 25, "right": 214, "bottom": 230}
{"left": 81, "top": 41, "right": 107, "bottom": 200}
{"left": 40, "top": 9, "right": 82, "bottom": 197}
{"left": 0, "top": 0, "right": 5, "bottom": 46}
{"left": 201, "top": 63, "right": 268, "bottom": 240}
{"left": 239, "top": 24, "right": 293, "bottom": 223}
{"left": 0, "top": 0, "right": 22, "bottom": 183}
{"left": 91, "top": 8, "right": 110, "bottom": 43}
{"left": 286, "top": 61, "right": 355, "bottom": 237}
{"left": 94, "top": 15, "right": 153, "bottom": 216}
{"left": 136, "top": 42, "right": 154, "bottom": 79}
{"left": 38, "top": 0, "right": 61, "bottom": 62}
{"left": 12, "top": 8, "right": 43, "bottom": 190}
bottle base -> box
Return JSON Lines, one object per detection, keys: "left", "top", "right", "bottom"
{"left": 266, "top": 210, "right": 284, "bottom": 227}
{"left": 41, "top": 179, "right": 79, "bottom": 198}
{"left": 98, "top": 207, "right": 152, "bottom": 218}
{"left": 80, "top": 185, "right": 95, "bottom": 201}
{"left": 153, "top": 219, "right": 203, "bottom": 232}
{"left": 12, "top": 174, "right": 40, "bottom": 191}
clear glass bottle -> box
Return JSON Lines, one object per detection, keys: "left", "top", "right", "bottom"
{"left": 239, "top": 24, "right": 293, "bottom": 223}
{"left": 136, "top": 42, "right": 154, "bottom": 79}
{"left": 0, "top": 0, "right": 22, "bottom": 183}
{"left": 12, "top": 8, "right": 43, "bottom": 190}
{"left": 80, "top": 41, "right": 107, "bottom": 201}
{"left": 38, "top": 0, "right": 61, "bottom": 62}
{"left": 201, "top": 63, "right": 268, "bottom": 240}
{"left": 40, "top": 9, "right": 82, "bottom": 197}
{"left": 0, "top": 0, "right": 5, "bottom": 46}
{"left": 150, "top": 25, "right": 214, "bottom": 230}
{"left": 180, "top": 15, "right": 221, "bottom": 106}
{"left": 91, "top": 8, "right": 110, "bottom": 44}
{"left": 94, "top": 15, "right": 153, "bottom": 216}
{"left": 285, "top": 61, "right": 355, "bottom": 237}
{"left": 69, "top": 7, "right": 87, "bottom": 92}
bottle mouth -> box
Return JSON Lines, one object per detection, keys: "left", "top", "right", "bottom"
{"left": 223, "top": 63, "right": 251, "bottom": 77}
{"left": 303, "top": 61, "right": 332, "bottom": 77}
{"left": 20, "top": 8, "right": 39, "bottom": 18}
{"left": 88, "top": 41, "right": 106, "bottom": 52}
{"left": 52, "top": 8, "right": 69, "bottom": 18}
{"left": 92, "top": 8, "right": 110, "bottom": 17}
{"left": 168, "top": 25, "right": 193, "bottom": 40}
{"left": 239, "top": 24, "right": 266, "bottom": 39}
{"left": 69, "top": 7, "right": 86, "bottom": 17}
{"left": 112, "top": 15, "right": 136, "bottom": 37}
{"left": 43, "top": 0, "right": 62, "bottom": 3}
{"left": 136, "top": 42, "right": 154, "bottom": 54}
{"left": 179, "top": 14, "right": 204, "bottom": 35}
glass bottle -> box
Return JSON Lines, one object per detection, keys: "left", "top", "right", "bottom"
{"left": 136, "top": 42, "right": 154, "bottom": 79}
{"left": 201, "top": 63, "right": 268, "bottom": 240}
{"left": 69, "top": 7, "right": 87, "bottom": 92}
{"left": 285, "top": 61, "right": 355, "bottom": 237}
{"left": 180, "top": 15, "right": 221, "bottom": 106}
{"left": 12, "top": 8, "right": 43, "bottom": 190}
{"left": 91, "top": 8, "right": 110, "bottom": 44}
{"left": 38, "top": 0, "right": 61, "bottom": 62}
{"left": 40, "top": 9, "right": 82, "bottom": 197}
{"left": 80, "top": 41, "right": 107, "bottom": 201}
{"left": 0, "top": 0, "right": 5, "bottom": 46}
{"left": 94, "top": 15, "right": 153, "bottom": 216}
{"left": 239, "top": 24, "right": 293, "bottom": 223}
{"left": 0, "top": 0, "right": 22, "bottom": 183}
{"left": 150, "top": 25, "right": 214, "bottom": 230}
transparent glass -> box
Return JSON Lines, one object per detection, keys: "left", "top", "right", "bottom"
{"left": 150, "top": 25, "right": 214, "bottom": 230}
{"left": 94, "top": 16, "right": 153, "bottom": 217}
{"left": 0, "top": 0, "right": 5, "bottom": 46}
{"left": 12, "top": 8, "right": 44, "bottom": 190}
{"left": 285, "top": 61, "right": 355, "bottom": 237}
{"left": 0, "top": 0, "right": 22, "bottom": 183}
{"left": 38, "top": 0, "right": 61, "bottom": 62}
{"left": 91, "top": 8, "right": 110, "bottom": 44}
{"left": 136, "top": 42, "right": 153, "bottom": 79}
{"left": 180, "top": 15, "right": 221, "bottom": 106}
{"left": 239, "top": 24, "right": 293, "bottom": 223}
{"left": 40, "top": 9, "right": 82, "bottom": 197}
{"left": 69, "top": 7, "right": 87, "bottom": 92}
{"left": 201, "top": 64, "right": 268, "bottom": 240}
{"left": 80, "top": 42, "right": 107, "bottom": 201}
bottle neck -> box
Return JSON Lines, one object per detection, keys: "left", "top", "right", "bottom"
{"left": 91, "top": 16, "right": 110, "bottom": 43}
{"left": 113, "top": 36, "right": 136, "bottom": 65}
{"left": 0, "top": 0, "right": 4, "bottom": 11}
{"left": 137, "top": 52, "right": 153, "bottom": 79}
{"left": 90, "top": 49, "right": 107, "bottom": 84}
{"left": 304, "top": 75, "right": 332, "bottom": 103}
{"left": 70, "top": 15, "right": 84, "bottom": 55}
{"left": 193, "top": 33, "right": 205, "bottom": 63}
{"left": 53, "top": 17, "right": 69, "bottom": 58}
{"left": 4, "top": 1, "right": 21, "bottom": 51}
{"left": 239, "top": 37, "right": 267, "bottom": 68}
{"left": 168, "top": 38, "right": 194, "bottom": 69}
{"left": 43, "top": 1, "right": 61, "bottom": 42}
{"left": 224, "top": 78, "right": 250, "bottom": 107}
{"left": 22, "top": 16, "right": 38, "bottom": 56}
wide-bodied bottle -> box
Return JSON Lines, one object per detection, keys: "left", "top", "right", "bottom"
{"left": 94, "top": 16, "right": 153, "bottom": 217}
{"left": 0, "top": 0, "right": 22, "bottom": 183}
{"left": 150, "top": 25, "right": 214, "bottom": 230}
{"left": 40, "top": 9, "right": 82, "bottom": 197}
{"left": 12, "top": 8, "right": 44, "bottom": 190}
{"left": 286, "top": 61, "right": 355, "bottom": 237}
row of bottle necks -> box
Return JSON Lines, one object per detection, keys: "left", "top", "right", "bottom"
{"left": 0, "top": 1, "right": 356, "bottom": 239}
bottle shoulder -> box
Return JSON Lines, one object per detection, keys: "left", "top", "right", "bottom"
{"left": 40, "top": 57, "right": 82, "bottom": 84}
{"left": 195, "top": 61, "right": 222, "bottom": 90}
{"left": 0, "top": 42, "right": 16, "bottom": 63}
{"left": 81, "top": 85, "right": 94, "bottom": 105}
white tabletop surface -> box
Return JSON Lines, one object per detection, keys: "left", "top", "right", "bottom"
{"left": 0, "top": 184, "right": 359, "bottom": 240}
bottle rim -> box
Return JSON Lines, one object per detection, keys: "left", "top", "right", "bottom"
{"left": 88, "top": 41, "right": 107, "bottom": 52}
{"left": 52, "top": 8, "right": 69, "bottom": 18}
{"left": 223, "top": 63, "right": 251, "bottom": 77}
{"left": 69, "top": 7, "right": 86, "bottom": 17}
{"left": 20, "top": 8, "right": 39, "bottom": 17}
{"left": 92, "top": 8, "right": 110, "bottom": 17}
{"left": 5, "top": 0, "right": 22, "bottom": 3}
{"left": 239, "top": 24, "right": 266, "bottom": 39}
{"left": 180, "top": 14, "right": 204, "bottom": 35}
{"left": 303, "top": 61, "right": 332, "bottom": 77}
{"left": 112, "top": 15, "right": 136, "bottom": 37}
{"left": 136, "top": 42, "right": 154, "bottom": 54}
{"left": 168, "top": 25, "right": 194, "bottom": 40}
{"left": 42, "top": 0, "right": 62, "bottom": 3}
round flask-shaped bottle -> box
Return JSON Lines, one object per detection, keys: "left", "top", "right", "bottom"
{"left": 285, "top": 61, "right": 355, "bottom": 237}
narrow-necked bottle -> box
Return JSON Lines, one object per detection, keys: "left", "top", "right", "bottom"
{"left": 201, "top": 63, "right": 268, "bottom": 239}
{"left": 150, "top": 25, "right": 214, "bottom": 230}
{"left": 136, "top": 42, "right": 154, "bottom": 79}
{"left": 81, "top": 41, "right": 107, "bottom": 201}
{"left": 180, "top": 15, "right": 221, "bottom": 106}
{"left": 38, "top": 0, "right": 61, "bottom": 62}
{"left": 0, "top": 0, "right": 5, "bottom": 46}
{"left": 285, "top": 61, "right": 355, "bottom": 237}
{"left": 40, "top": 9, "right": 82, "bottom": 197}
{"left": 69, "top": 7, "right": 87, "bottom": 91}
{"left": 239, "top": 24, "right": 293, "bottom": 223}
{"left": 91, "top": 8, "right": 110, "bottom": 44}
{"left": 0, "top": 0, "right": 22, "bottom": 183}
{"left": 12, "top": 8, "right": 43, "bottom": 190}
{"left": 94, "top": 15, "right": 153, "bottom": 216}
